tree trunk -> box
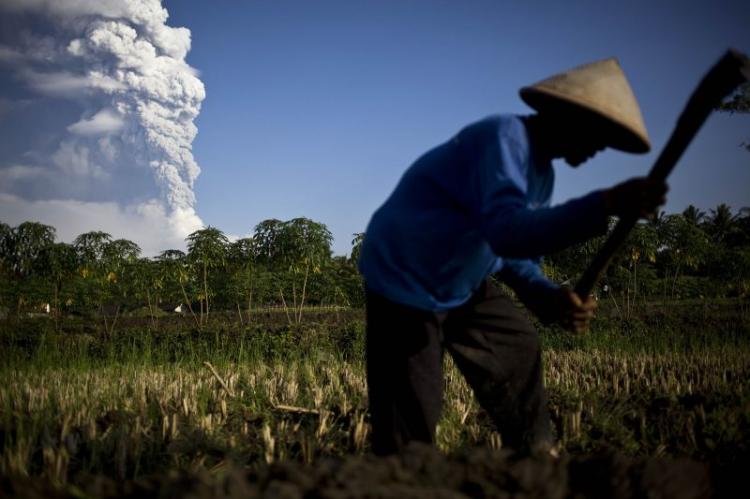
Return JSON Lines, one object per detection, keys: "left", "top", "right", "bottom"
{"left": 279, "top": 288, "right": 293, "bottom": 325}
{"left": 203, "top": 262, "right": 209, "bottom": 325}
{"left": 292, "top": 281, "right": 298, "bottom": 317}
{"left": 608, "top": 287, "right": 622, "bottom": 318}
{"left": 100, "top": 303, "right": 109, "bottom": 338}
{"left": 246, "top": 288, "right": 253, "bottom": 325}
{"left": 624, "top": 268, "right": 631, "bottom": 319}
{"left": 108, "top": 304, "right": 121, "bottom": 336}
{"left": 179, "top": 280, "right": 201, "bottom": 329}
{"left": 53, "top": 282, "right": 60, "bottom": 333}
{"left": 632, "top": 262, "right": 638, "bottom": 313}
{"left": 236, "top": 302, "right": 244, "bottom": 327}
{"left": 146, "top": 288, "right": 157, "bottom": 331}
{"left": 671, "top": 262, "right": 682, "bottom": 300}
{"left": 297, "top": 264, "right": 310, "bottom": 324}
{"left": 200, "top": 299, "right": 204, "bottom": 326}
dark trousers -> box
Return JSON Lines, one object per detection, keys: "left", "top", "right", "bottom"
{"left": 365, "top": 280, "right": 552, "bottom": 455}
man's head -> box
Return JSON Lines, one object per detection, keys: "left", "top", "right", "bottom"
{"left": 531, "top": 109, "right": 611, "bottom": 167}
{"left": 520, "top": 58, "right": 650, "bottom": 166}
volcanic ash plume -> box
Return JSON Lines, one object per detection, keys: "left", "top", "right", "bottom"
{"left": 0, "top": 0, "right": 206, "bottom": 252}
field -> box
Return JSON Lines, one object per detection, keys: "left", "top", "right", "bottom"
{"left": 1, "top": 302, "right": 749, "bottom": 498}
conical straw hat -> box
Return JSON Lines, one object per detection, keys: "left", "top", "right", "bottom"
{"left": 520, "top": 58, "right": 651, "bottom": 153}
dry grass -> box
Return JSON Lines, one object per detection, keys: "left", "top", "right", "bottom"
{"left": 2, "top": 345, "right": 748, "bottom": 484}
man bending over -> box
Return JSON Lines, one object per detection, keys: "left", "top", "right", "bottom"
{"left": 358, "top": 58, "right": 668, "bottom": 455}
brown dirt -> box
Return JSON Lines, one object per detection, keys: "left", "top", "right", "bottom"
{"left": 1, "top": 444, "right": 713, "bottom": 499}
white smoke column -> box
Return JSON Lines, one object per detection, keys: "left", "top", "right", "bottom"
{"left": 0, "top": 0, "right": 206, "bottom": 248}
{"left": 66, "top": 2, "right": 206, "bottom": 237}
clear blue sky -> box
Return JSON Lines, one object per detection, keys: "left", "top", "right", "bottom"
{"left": 1, "top": 1, "right": 747, "bottom": 256}
{"left": 163, "top": 0, "right": 750, "bottom": 255}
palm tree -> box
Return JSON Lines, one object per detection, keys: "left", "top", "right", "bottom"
{"left": 707, "top": 204, "right": 738, "bottom": 243}
{"left": 682, "top": 205, "right": 706, "bottom": 226}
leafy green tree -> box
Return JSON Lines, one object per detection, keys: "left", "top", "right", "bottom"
{"left": 227, "top": 237, "right": 256, "bottom": 325}
{"left": 253, "top": 219, "right": 284, "bottom": 264}
{"left": 711, "top": 245, "right": 750, "bottom": 298}
{"left": 729, "top": 207, "right": 750, "bottom": 247}
{"left": 11, "top": 222, "right": 56, "bottom": 275}
{"left": 38, "top": 242, "right": 78, "bottom": 331}
{"left": 158, "top": 249, "right": 200, "bottom": 328}
{"left": 315, "top": 255, "right": 365, "bottom": 309}
{"left": 98, "top": 238, "right": 141, "bottom": 335}
{"left": 73, "top": 231, "right": 112, "bottom": 268}
{"left": 705, "top": 203, "right": 739, "bottom": 243}
{"left": 0, "top": 222, "right": 16, "bottom": 316}
{"left": 72, "top": 232, "right": 140, "bottom": 335}
{"left": 252, "top": 218, "right": 333, "bottom": 323}
{"left": 131, "top": 257, "right": 162, "bottom": 330}
{"left": 703, "top": 205, "right": 750, "bottom": 297}
{"left": 186, "top": 226, "right": 229, "bottom": 326}
{"left": 350, "top": 232, "right": 365, "bottom": 265}
{"left": 73, "top": 231, "right": 112, "bottom": 324}
{"left": 1, "top": 222, "right": 56, "bottom": 319}
{"left": 280, "top": 218, "right": 332, "bottom": 323}
{"left": 659, "top": 214, "right": 710, "bottom": 299}
{"left": 624, "top": 222, "right": 659, "bottom": 312}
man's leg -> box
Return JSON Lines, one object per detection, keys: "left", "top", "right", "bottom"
{"left": 365, "top": 289, "right": 444, "bottom": 455}
{"left": 443, "top": 280, "right": 552, "bottom": 452}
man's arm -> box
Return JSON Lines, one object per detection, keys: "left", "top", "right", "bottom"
{"left": 496, "top": 258, "right": 559, "bottom": 322}
{"left": 480, "top": 178, "right": 667, "bottom": 259}
{"left": 476, "top": 131, "right": 667, "bottom": 259}
{"left": 498, "top": 258, "right": 597, "bottom": 333}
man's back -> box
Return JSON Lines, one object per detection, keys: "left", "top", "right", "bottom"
{"left": 359, "top": 115, "right": 554, "bottom": 311}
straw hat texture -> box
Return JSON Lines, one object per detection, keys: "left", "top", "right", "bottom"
{"left": 520, "top": 58, "right": 651, "bottom": 153}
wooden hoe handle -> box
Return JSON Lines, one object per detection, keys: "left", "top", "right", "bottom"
{"left": 574, "top": 49, "right": 750, "bottom": 299}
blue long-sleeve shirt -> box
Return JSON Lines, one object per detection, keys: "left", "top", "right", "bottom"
{"left": 359, "top": 114, "right": 609, "bottom": 312}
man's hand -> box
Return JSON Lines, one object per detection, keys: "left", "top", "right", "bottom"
{"left": 554, "top": 287, "right": 597, "bottom": 334}
{"left": 603, "top": 177, "right": 668, "bottom": 220}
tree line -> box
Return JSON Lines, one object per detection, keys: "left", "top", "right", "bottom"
{"left": 545, "top": 203, "right": 750, "bottom": 317}
{"left": 1, "top": 204, "right": 749, "bottom": 331}
{"left": 0, "top": 218, "right": 363, "bottom": 332}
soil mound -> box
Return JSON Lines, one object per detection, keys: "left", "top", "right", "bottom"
{"left": 2, "top": 444, "right": 711, "bottom": 498}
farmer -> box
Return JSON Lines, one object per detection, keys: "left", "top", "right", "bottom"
{"left": 358, "top": 58, "right": 668, "bottom": 456}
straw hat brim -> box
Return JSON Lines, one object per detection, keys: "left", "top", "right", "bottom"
{"left": 520, "top": 86, "right": 651, "bottom": 154}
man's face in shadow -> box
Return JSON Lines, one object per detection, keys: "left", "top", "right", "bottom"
{"left": 556, "top": 113, "right": 610, "bottom": 168}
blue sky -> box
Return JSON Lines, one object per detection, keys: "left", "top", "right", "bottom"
{"left": 0, "top": 1, "right": 748, "bottom": 255}
{"left": 166, "top": 0, "right": 750, "bottom": 255}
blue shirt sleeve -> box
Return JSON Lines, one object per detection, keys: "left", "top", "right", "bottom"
{"left": 497, "top": 258, "right": 559, "bottom": 317}
{"left": 476, "top": 131, "right": 609, "bottom": 259}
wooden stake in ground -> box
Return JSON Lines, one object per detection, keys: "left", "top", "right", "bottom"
{"left": 202, "top": 361, "right": 322, "bottom": 415}
{"left": 203, "top": 361, "right": 235, "bottom": 398}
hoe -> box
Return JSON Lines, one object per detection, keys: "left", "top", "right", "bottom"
{"left": 575, "top": 49, "right": 750, "bottom": 299}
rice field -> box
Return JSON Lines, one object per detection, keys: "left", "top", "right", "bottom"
{"left": 1, "top": 303, "right": 749, "bottom": 497}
